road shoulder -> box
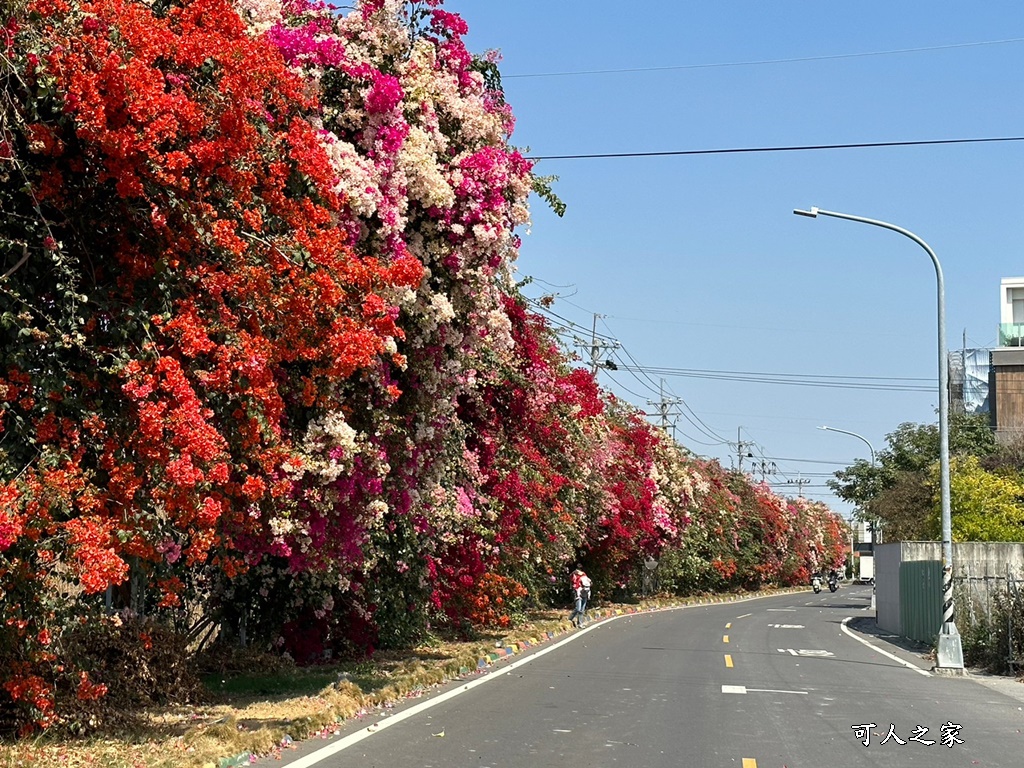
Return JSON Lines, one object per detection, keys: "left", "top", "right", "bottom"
{"left": 845, "top": 615, "right": 1024, "bottom": 702}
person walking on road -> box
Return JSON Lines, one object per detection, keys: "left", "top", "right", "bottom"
{"left": 568, "top": 565, "right": 591, "bottom": 627}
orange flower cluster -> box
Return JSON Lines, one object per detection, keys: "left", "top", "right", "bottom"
{"left": 1, "top": 0, "right": 422, "bottom": 730}
{"left": 463, "top": 573, "right": 528, "bottom": 628}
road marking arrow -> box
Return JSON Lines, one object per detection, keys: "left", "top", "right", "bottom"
{"left": 722, "top": 684, "right": 807, "bottom": 695}
{"left": 778, "top": 648, "right": 833, "bottom": 657}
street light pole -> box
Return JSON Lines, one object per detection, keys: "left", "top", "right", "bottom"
{"left": 819, "top": 425, "right": 877, "bottom": 611}
{"left": 795, "top": 206, "right": 963, "bottom": 672}
{"left": 818, "top": 425, "right": 875, "bottom": 467}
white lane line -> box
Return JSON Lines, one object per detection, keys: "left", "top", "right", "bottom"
{"left": 280, "top": 590, "right": 809, "bottom": 767}
{"left": 722, "top": 684, "right": 807, "bottom": 695}
{"left": 766, "top": 608, "right": 796, "bottom": 612}
{"left": 282, "top": 625, "right": 597, "bottom": 767}
{"left": 736, "top": 613, "right": 752, "bottom": 619}
{"left": 841, "top": 617, "right": 931, "bottom": 677}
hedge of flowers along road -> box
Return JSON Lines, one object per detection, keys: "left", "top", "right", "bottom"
{"left": 0, "top": 0, "right": 849, "bottom": 733}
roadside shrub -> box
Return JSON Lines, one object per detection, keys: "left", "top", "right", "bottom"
{"left": 956, "top": 580, "right": 1024, "bottom": 675}
{"left": 59, "top": 615, "right": 203, "bottom": 731}
{"left": 455, "top": 573, "right": 528, "bottom": 629}
{"left": 958, "top": 595, "right": 1001, "bottom": 671}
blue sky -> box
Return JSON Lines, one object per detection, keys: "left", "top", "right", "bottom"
{"left": 445, "top": 1, "right": 1024, "bottom": 516}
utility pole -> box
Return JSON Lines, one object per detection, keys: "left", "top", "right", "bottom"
{"left": 756, "top": 459, "right": 778, "bottom": 483}
{"left": 736, "top": 427, "right": 754, "bottom": 472}
{"left": 647, "top": 379, "right": 682, "bottom": 433}
{"left": 577, "top": 313, "right": 619, "bottom": 375}
{"left": 787, "top": 473, "right": 810, "bottom": 497}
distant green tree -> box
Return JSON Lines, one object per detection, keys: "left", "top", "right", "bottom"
{"left": 871, "top": 470, "right": 935, "bottom": 541}
{"left": 828, "top": 413, "right": 996, "bottom": 540}
{"left": 928, "top": 456, "right": 1024, "bottom": 541}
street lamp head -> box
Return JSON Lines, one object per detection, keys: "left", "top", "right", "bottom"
{"left": 818, "top": 425, "right": 830, "bottom": 431}
{"left": 793, "top": 207, "right": 819, "bottom": 218}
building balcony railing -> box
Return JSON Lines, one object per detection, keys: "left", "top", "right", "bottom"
{"left": 999, "top": 323, "right": 1024, "bottom": 347}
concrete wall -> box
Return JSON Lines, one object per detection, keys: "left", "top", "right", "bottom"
{"left": 875, "top": 541, "right": 1024, "bottom": 638}
{"left": 875, "top": 542, "right": 923, "bottom": 635}
{"left": 953, "top": 542, "right": 1024, "bottom": 577}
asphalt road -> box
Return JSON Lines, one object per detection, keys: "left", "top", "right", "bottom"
{"left": 270, "top": 585, "right": 1024, "bottom": 767}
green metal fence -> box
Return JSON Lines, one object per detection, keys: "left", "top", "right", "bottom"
{"left": 900, "top": 560, "right": 943, "bottom": 644}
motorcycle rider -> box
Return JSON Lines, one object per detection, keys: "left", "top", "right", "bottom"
{"left": 827, "top": 568, "right": 840, "bottom": 592}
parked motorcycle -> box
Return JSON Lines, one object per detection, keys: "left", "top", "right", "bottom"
{"left": 811, "top": 573, "right": 822, "bottom": 594}
{"left": 827, "top": 571, "right": 839, "bottom": 592}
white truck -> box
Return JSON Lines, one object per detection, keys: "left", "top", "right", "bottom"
{"left": 855, "top": 521, "right": 875, "bottom": 583}
{"left": 858, "top": 552, "right": 874, "bottom": 584}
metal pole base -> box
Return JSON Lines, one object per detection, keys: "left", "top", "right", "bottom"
{"left": 934, "top": 621, "right": 966, "bottom": 674}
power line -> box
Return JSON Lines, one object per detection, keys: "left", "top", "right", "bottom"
{"left": 641, "top": 367, "right": 931, "bottom": 383}
{"left": 529, "top": 298, "right": 887, "bottom": 465}
{"left": 505, "top": 37, "right": 1024, "bottom": 79}
{"left": 613, "top": 364, "right": 933, "bottom": 392}
{"left": 603, "top": 350, "right": 731, "bottom": 450}
{"left": 673, "top": 429, "right": 733, "bottom": 448}
{"left": 660, "top": 376, "right": 732, "bottom": 446}
{"left": 597, "top": 363, "right": 730, "bottom": 448}
{"left": 602, "top": 375, "right": 657, "bottom": 406}
{"left": 526, "top": 301, "right": 619, "bottom": 343}
{"left": 759, "top": 456, "right": 853, "bottom": 466}
{"left": 528, "top": 136, "right": 1024, "bottom": 161}
{"left": 604, "top": 347, "right": 664, "bottom": 399}
{"left": 602, "top": 326, "right": 732, "bottom": 446}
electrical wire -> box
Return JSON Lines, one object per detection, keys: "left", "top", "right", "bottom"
{"left": 613, "top": 364, "right": 933, "bottom": 392}
{"left": 660, "top": 374, "right": 732, "bottom": 445}
{"left": 606, "top": 348, "right": 666, "bottom": 400}
{"left": 528, "top": 136, "right": 1024, "bottom": 161}
{"left": 527, "top": 297, "right": 888, "bottom": 473}
{"left": 526, "top": 300, "right": 619, "bottom": 343}
{"left": 601, "top": 375, "right": 657, "bottom": 406}
{"left": 599, "top": 341, "right": 734, "bottom": 447}
{"left": 505, "top": 37, "right": 1024, "bottom": 79}
{"left": 758, "top": 456, "right": 853, "bottom": 465}
{"left": 631, "top": 366, "right": 931, "bottom": 382}
{"left": 603, "top": 332, "right": 733, "bottom": 447}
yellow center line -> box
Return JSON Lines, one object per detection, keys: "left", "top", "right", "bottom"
{"left": 742, "top": 759, "right": 757, "bottom": 768}
{"left": 723, "top": 634, "right": 729, "bottom": 643}
{"left": 725, "top": 622, "right": 732, "bottom": 628}
{"left": 724, "top": 654, "right": 733, "bottom": 668}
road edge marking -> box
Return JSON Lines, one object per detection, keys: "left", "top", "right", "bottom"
{"left": 281, "top": 625, "right": 601, "bottom": 767}
{"left": 840, "top": 617, "right": 931, "bottom": 677}
{"left": 282, "top": 590, "right": 813, "bottom": 766}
